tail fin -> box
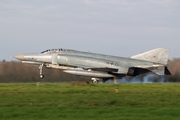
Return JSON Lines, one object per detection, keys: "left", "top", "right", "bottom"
{"left": 131, "top": 48, "right": 170, "bottom": 65}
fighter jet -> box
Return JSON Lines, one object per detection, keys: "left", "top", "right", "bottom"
{"left": 14, "top": 48, "right": 171, "bottom": 84}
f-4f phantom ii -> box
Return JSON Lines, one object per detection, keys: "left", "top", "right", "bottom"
{"left": 14, "top": 48, "right": 171, "bottom": 84}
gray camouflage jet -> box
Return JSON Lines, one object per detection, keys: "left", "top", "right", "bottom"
{"left": 14, "top": 48, "right": 171, "bottom": 84}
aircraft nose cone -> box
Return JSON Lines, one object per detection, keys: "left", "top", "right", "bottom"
{"left": 14, "top": 54, "right": 24, "bottom": 60}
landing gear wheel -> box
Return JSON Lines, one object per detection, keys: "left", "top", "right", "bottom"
{"left": 91, "top": 78, "right": 100, "bottom": 84}
{"left": 92, "top": 80, "right": 99, "bottom": 84}
{"left": 40, "top": 74, "right": 44, "bottom": 79}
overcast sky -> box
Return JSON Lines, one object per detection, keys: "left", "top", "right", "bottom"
{"left": 0, "top": 0, "right": 180, "bottom": 61}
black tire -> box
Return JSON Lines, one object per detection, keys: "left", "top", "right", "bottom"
{"left": 40, "top": 74, "right": 44, "bottom": 79}
{"left": 92, "top": 80, "right": 99, "bottom": 84}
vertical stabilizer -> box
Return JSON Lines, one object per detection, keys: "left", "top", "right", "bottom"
{"left": 131, "top": 48, "right": 170, "bottom": 65}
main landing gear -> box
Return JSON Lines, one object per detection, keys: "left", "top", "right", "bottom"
{"left": 91, "top": 78, "right": 100, "bottom": 84}
{"left": 39, "top": 64, "right": 44, "bottom": 79}
{"left": 91, "top": 78, "right": 108, "bottom": 84}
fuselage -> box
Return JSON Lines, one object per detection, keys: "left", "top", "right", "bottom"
{"left": 18, "top": 49, "right": 155, "bottom": 74}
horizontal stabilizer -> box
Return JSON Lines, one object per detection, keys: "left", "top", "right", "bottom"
{"left": 131, "top": 48, "right": 170, "bottom": 65}
{"left": 165, "top": 67, "right": 171, "bottom": 75}
{"left": 128, "top": 66, "right": 171, "bottom": 76}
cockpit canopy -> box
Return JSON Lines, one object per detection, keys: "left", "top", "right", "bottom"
{"left": 41, "top": 49, "right": 70, "bottom": 54}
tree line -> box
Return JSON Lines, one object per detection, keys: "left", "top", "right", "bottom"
{"left": 0, "top": 61, "right": 89, "bottom": 83}
{"left": 0, "top": 59, "right": 179, "bottom": 83}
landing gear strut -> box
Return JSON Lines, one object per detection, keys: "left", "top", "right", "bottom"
{"left": 39, "top": 64, "right": 44, "bottom": 79}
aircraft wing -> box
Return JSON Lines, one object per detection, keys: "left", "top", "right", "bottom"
{"left": 71, "top": 64, "right": 118, "bottom": 72}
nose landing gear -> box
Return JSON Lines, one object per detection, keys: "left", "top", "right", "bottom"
{"left": 39, "top": 64, "right": 44, "bottom": 79}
